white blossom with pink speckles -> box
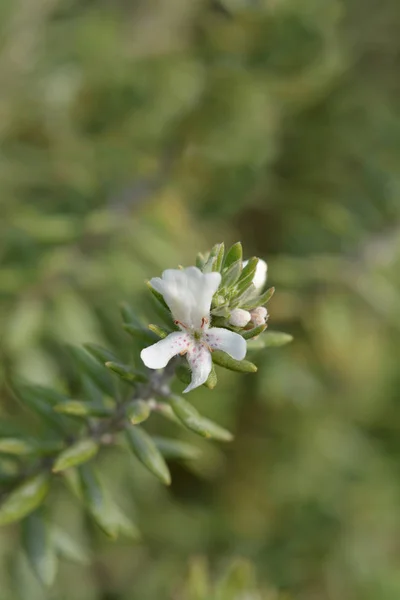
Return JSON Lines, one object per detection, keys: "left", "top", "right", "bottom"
{"left": 140, "top": 267, "right": 247, "bottom": 393}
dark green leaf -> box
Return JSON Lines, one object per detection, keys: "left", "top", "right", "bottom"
{"left": 123, "top": 323, "right": 159, "bottom": 343}
{"left": 84, "top": 343, "right": 119, "bottom": 366}
{"left": 125, "top": 426, "right": 171, "bottom": 485}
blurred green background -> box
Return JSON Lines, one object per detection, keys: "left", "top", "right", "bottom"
{"left": 1, "top": 0, "right": 400, "bottom": 598}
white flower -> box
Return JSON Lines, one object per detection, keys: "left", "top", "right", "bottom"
{"left": 250, "top": 306, "right": 268, "bottom": 326}
{"left": 229, "top": 308, "right": 251, "bottom": 328}
{"left": 140, "top": 267, "right": 247, "bottom": 393}
{"left": 243, "top": 258, "right": 267, "bottom": 290}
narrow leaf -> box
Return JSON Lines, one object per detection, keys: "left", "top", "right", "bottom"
{"left": 125, "top": 426, "right": 171, "bottom": 485}
{"left": 153, "top": 437, "right": 201, "bottom": 461}
{"left": 52, "top": 439, "right": 99, "bottom": 473}
{"left": 22, "top": 510, "right": 57, "bottom": 587}
{"left": 51, "top": 525, "right": 90, "bottom": 565}
{"left": 221, "top": 260, "right": 242, "bottom": 289}
{"left": 148, "top": 324, "right": 168, "bottom": 339}
{"left": 241, "top": 324, "right": 267, "bottom": 340}
{"left": 105, "top": 361, "right": 148, "bottom": 383}
{"left": 234, "top": 257, "right": 258, "bottom": 296}
{"left": 223, "top": 242, "right": 243, "bottom": 268}
{"left": 169, "top": 395, "right": 233, "bottom": 442}
{"left": 0, "top": 438, "right": 36, "bottom": 456}
{"left": 66, "top": 346, "right": 114, "bottom": 396}
{"left": 84, "top": 343, "right": 119, "bottom": 365}
{"left": 242, "top": 286, "right": 275, "bottom": 310}
{"left": 78, "top": 465, "right": 139, "bottom": 539}
{"left": 0, "top": 474, "right": 50, "bottom": 526}
{"left": 54, "top": 400, "right": 112, "bottom": 417}
{"left": 263, "top": 331, "right": 293, "bottom": 347}
{"left": 123, "top": 324, "right": 159, "bottom": 343}
{"left": 212, "top": 351, "right": 257, "bottom": 373}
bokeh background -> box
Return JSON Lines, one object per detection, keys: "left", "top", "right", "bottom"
{"left": 1, "top": 0, "right": 400, "bottom": 598}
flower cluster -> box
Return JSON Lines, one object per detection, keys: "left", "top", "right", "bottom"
{"left": 141, "top": 242, "right": 274, "bottom": 393}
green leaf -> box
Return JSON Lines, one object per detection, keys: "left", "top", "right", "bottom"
{"left": 84, "top": 343, "right": 119, "bottom": 365}
{"left": 0, "top": 438, "right": 36, "bottom": 456}
{"left": 263, "top": 331, "right": 293, "bottom": 347}
{"left": 120, "top": 302, "right": 140, "bottom": 325}
{"left": 204, "top": 364, "right": 218, "bottom": 389}
{"left": 195, "top": 252, "right": 206, "bottom": 269}
{"left": 51, "top": 525, "right": 90, "bottom": 565}
{"left": 0, "top": 473, "right": 50, "bottom": 526}
{"left": 241, "top": 324, "right": 267, "bottom": 340}
{"left": 169, "top": 395, "right": 233, "bottom": 442}
{"left": 175, "top": 362, "right": 191, "bottom": 385}
{"left": 242, "top": 286, "right": 275, "bottom": 310}
{"left": 212, "top": 350, "right": 257, "bottom": 373}
{"left": 79, "top": 465, "right": 139, "bottom": 539}
{"left": 153, "top": 437, "right": 201, "bottom": 461}
{"left": 11, "top": 383, "right": 72, "bottom": 432}
{"left": 234, "top": 257, "right": 258, "bottom": 296}
{"left": 105, "top": 361, "right": 148, "bottom": 383}
{"left": 223, "top": 242, "right": 243, "bottom": 268}
{"left": 52, "top": 439, "right": 99, "bottom": 473}
{"left": 125, "top": 426, "right": 171, "bottom": 485}
{"left": 123, "top": 323, "right": 159, "bottom": 343}
{"left": 221, "top": 260, "right": 242, "bottom": 289}
{"left": 148, "top": 324, "right": 168, "bottom": 339}
{"left": 126, "top": 400, "right": 151, "bottom": 425}
{"left": 66, "top": 346, "right": 115, "bottom": 397}
{"left": 202, "top": 244, "right": 221, "bottom": 273}
{"left": 22, "top": 510, "right": 57, "bottom": 587}
{"left": 214, "top": 242, "right": 225, "bottom": 272}
{"left": 54, "top": 400, "right": 112, "bottom": 417}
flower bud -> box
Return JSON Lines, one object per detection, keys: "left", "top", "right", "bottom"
{"left": 250, "top": 306, "right": 268, "bottom": 326}
{"left": 229, "top": 308, "right": 251, "bottom": 328}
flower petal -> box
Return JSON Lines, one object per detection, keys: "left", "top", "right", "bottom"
{"left": 184, "top": 343, "right": 212, "bottom": 393}
{"left": 205, "top": 327, "right": 247, "bottom": 360}
{"left": 150, "top": 267, "right": 221, "bottom": 329}
{"left": 140, "top": 332, "right": 191, "bottom": 369}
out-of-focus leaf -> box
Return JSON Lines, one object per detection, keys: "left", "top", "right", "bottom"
{"left": 84, "top": 343, "right": 120, "bottom": 366}
{"left": 169, "top": 395, "right": 233, "bottom": 442}
{"left": 125, "top": 425, "right": 171, "bottom": 485}
{"left": 51, "top": 525, "right": 90, "bottom": 565}
{"left": 0, "top": 438, "right": 36, "bottom": 456}
{"left": 22, "top": 510, "right": 57, "bottom": 587}
{"left": 263, "top": 331, "right": 294, "bottom": 347}
{"left": 153, "top": 437, "right": 201, "bottom": 461}
{"left": 52, "top": 439, "right": 99, "bottom": 473}
{"left": 123, "top": 324, "right": 159, "bottom": 343}
{"left": 0, "top": 474, "right": 50, "bottom": 526}
{"left": 54, "top": 400, "right": 112, "bottom": 417}
{"left": 66, "top": 346, "right": 115, "bottom": 396}
{"left": 126, "top": 400, "right": 151, "bottom": 425}
{"left": 79, "top": 465, "right": 139, "bottom": 539}
{"left": 105, "top": 361, "right": 148, "bottom": 383}
{"left": 10, "top": 383, "right": 72, "bottom": 432}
